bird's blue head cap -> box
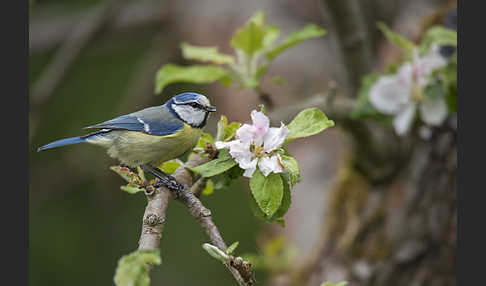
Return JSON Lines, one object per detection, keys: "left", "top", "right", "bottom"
{"left": 166, "top": 92, "right": 216, "bottom": 128}
{"left": 168, "top": 92, "right": 216, "bottom": 112}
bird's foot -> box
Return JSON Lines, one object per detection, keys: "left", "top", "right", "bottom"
{"left": 153, "top": 177, "right": 184, "bottom": 198}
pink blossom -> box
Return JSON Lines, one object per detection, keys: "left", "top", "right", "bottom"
{"left": 369, "top": 45, "right": 449, "bottom": 136}
{"left": 215, "top": 110, "right": 289, "bottom": 178}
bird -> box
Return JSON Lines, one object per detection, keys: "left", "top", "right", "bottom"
{"left": 37, "top": 92, "right": 216, "bottom": 193}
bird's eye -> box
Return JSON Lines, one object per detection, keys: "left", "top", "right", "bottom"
{"left": 189, "top": 102, "right": 199, "bottom": 108}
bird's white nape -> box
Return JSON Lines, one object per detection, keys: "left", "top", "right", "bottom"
{"left": 171, "top": 104, "right": 207, "bottom": 127}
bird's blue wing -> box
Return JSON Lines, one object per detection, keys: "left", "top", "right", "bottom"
{"left": 84, "top": 106, "right": 184, "bottom": 136}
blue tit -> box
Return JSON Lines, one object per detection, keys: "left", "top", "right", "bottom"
{"left": 37, "top": 92, "right": 216, "bottom": 191}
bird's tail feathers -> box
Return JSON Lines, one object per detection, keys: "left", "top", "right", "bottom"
{"left": 37, "top": 136, "right": 87, "bottom": 152}
{"left": 37, "top": 130, "right": 110, "bottom": 152}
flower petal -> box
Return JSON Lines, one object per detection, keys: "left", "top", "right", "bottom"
{"left": 227, "top": 140, "right": 252, "bottom": 161}
{"left": 215, "top": 140, "right": 235, "bottom": 149}
{"left": 251, "top": 110, "right": 270, "bottom": 130}
{"left": 263, "top": 122, "right": 289, "bottom": 152}
{"left": 393, "top": 103, "right": 417, "bottom": 136}
{"left": 419, "top": 97, "right": 448, "bottom": 126}
{"left": 418, "top": 45, "right": 447, "bottom": 75}
{"left": 236, "top": 124, "right": 256, "bottom": 144}
{"left": 258, "top": 155, "right": 283, "bottom": 177}
{"left": 235, "top": 110, "right": 270, "bottom": 146}
{"left": 369, "top": 72, "right": 411, "bottom": 114}
{"left": 250, "top": 110, "right": 269, "bottom": 146}
{"left": 242, "top": 158, "right": 258, "bottom": 178}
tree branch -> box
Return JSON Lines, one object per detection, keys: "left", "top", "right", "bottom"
{"left": 321, "top": 0, "right": 374, "bottom": 93}
{"left": 136, "top": 153, "right": 253, "bottom": 286}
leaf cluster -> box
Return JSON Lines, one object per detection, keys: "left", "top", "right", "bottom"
{"left": 114, "top": 250, "right": 161, "bottom": 286}
{"left": 154, "top": 10, "right": 325, "bottom": 94}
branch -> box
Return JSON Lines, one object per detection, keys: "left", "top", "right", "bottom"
{"left": 136, "top": 153, "right": 253, "bottom": 286}
{"left": 321, "top": 0, "right": 374, "bottom": 93}
{"left": 268, "top": 81, "right": 353, "bottom": 124}
{"left": 176, "top": 155, "right": 254, "bottom": 286}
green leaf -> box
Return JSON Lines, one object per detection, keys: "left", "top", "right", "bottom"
{"left": 158, "top": 160, "right": 181, "bottom": 174}
{"left": 265, "top": 24, "right": 326, "bottom": 61}
{"left": 249, "top": 170, "right": 283, "bottom": 217}
{"left": 231, "top": 20, "right": 266, "bottom": 56}
{"left": 279, "top": 155, "right": 301, "bottom": 186}
{"left": 189, "top": 149, "right": 238, "bottom": 178}
{"left": 263, "top": 25, "right": 280, "bottom": 48}
{"left": 155, "top": 64, "right": 229, "bottom": 94}
{"left": 218, "top": 73, "right": 234, "bottom": 87}
{"left": 285, "top": 108, "right": 335, "bottom": 143}
{"left": 113, "top": 250, "right": 161, "bottom": 286}
{"left": 216, "top": 115, "right": 229, "bottom": 141}
{"left": 201, "top": 179, "right": 214, "bottom": 195}
{"left": 270, "top": 174, "right": 291, "bottom": 222}
{"left": 224, "top": 122, "right": 240, "bottom": 141}
{"left": 255, "top": 64, "right": 269, "bottom": 79}
{"left": 181, "top": 42, "right": 235, "bottom": 65}
{"left": 196, "top": 132, "right": 214, "bottom": 149}
{"left": 202, "top": 243, "right": 230, "bottom": 262}
{"left": 249, "top": 10, "right": 265, "bottom": 26}
{"left": 120, "top": 185, "right": 144, "bottom": 194}
{"left": 419, "top": 26, "right": 457, "bottom": 53}
{"left": 216, "top": 115, "right": 241, "bottom": 141}
{"left": 226, "top": 241, "right": 239, "bottom": 255}
{"left": 377, "top": 22, "right": 415, "bottom": 58}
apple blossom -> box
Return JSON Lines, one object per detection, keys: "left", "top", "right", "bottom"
{"left": 369, "top": 44, "right": 449, "bottom": 135}
{"left": 215, "top": 110, "right": 289, "bottom": 178}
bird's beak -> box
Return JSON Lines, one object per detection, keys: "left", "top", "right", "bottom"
{"left": 206, "top": 105, "right": 217, "bottom": 112}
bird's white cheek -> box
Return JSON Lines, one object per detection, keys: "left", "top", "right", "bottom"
{"left": 172, "top": 105, "right": 206, "bottom": 126}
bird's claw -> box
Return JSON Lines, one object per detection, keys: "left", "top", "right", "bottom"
{"left": 153, "top": 177, "right": 184, "bottom": 198}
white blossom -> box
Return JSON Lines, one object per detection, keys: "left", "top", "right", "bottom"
{"left": 215, "top": 110, "right": 289, "bottom": 178}
{"left": 369, "top": 45, "right": 449, "bottom": 136}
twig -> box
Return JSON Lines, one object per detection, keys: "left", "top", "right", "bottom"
{"left": 176, "top": 155, "right": 254, "bottom": 286}
{"left": 136, "top": 154, "right": 253, "bottom": 286}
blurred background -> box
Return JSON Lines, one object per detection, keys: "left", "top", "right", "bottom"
{"left": 29, "top": 0, "right": 456, "bottom": 285}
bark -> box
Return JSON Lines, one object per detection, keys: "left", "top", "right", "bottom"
{"left": 305, "top": 120, "right": 456, "bottom": 286}
{"left": 266, "top": 2, "right": 456, "bottom": 286}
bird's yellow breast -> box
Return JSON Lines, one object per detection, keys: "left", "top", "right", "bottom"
{"left": 92, "top": 124, "right": 202, "bottom": 167}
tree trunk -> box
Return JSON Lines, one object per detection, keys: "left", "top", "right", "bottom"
{"left": 304, "top": 119, "right": 456, "bottom": 286}
{"left": 266, "top": 1, "right": 456, "bottom": 285}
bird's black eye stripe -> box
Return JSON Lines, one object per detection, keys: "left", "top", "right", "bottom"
{"left": 188, "top": 102, "right": 201, "bottom": 108}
